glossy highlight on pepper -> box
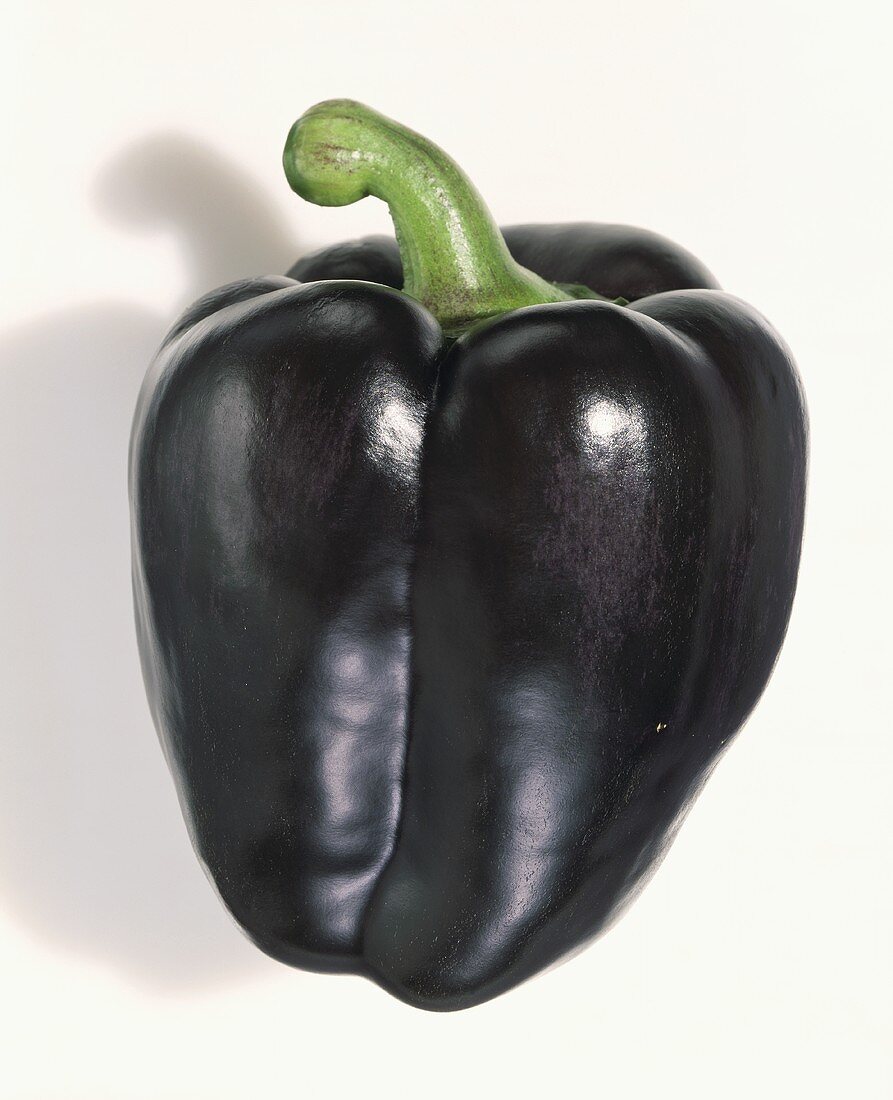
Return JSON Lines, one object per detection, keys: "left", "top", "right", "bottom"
{"left": 130, "top": 98, "right": 807, "bottom": 1010}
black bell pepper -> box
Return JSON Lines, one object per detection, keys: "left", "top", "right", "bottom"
{"left": 130, "top": 100, "right": 807, "bottom": 1010}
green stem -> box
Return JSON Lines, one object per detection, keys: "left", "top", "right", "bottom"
{"left": 283, "top": 99, "right": 582, "bottom": 334}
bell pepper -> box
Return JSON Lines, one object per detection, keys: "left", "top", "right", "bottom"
{"left": 130, "top": 99, "right": 807, "bottom": 1010}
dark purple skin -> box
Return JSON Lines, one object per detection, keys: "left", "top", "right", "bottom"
{"left": 131, "top": 224, "right": 807, "bottom": 1009}
{"left": 288, "top": 222, "right": 720, "bottom": 302}
{"left": 131, "top": 279, "right": 441, "bottom": 970}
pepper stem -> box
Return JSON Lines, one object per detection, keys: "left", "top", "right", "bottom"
{"left": 283, "top": 99, "right": 578, "bottom": 334}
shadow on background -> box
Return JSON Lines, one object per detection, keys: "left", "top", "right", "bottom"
{"left": 0, "top": 133, "right": 305, "bottom": 990}
{"left": 98, "top": 132, "right": 301, "bottom": 296}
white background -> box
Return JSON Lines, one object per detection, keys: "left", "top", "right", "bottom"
{"left": 1, "top": 2, "right": 890, "bottom": 1097}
